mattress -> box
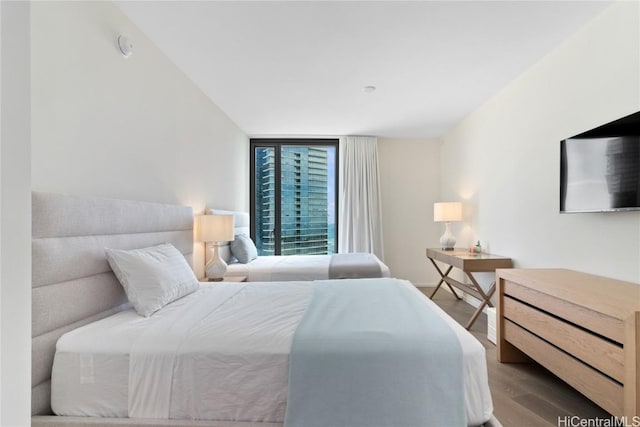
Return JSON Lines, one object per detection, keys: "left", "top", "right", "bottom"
{"left": 226, "top": 254, "right": 391, "bottom": 281}
{"left": 51, "top": 280, "right": 493, "bottom": 425}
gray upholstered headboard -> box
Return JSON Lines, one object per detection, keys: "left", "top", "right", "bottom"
{"left": 31, "top": 192, "right": 194, "bottom": 415}
{"left": 207, "top": 209, "right": 250, "bottom": 236}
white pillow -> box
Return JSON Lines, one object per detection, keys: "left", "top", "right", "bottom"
{"left": 105, "top": 243, "right": 199, "bottom": 317}
{"left": 230, "top": 234, "right": 258, "bottom": 264}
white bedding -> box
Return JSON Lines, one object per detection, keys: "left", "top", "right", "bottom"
{"left": 51, "top": 280, "right": 493, "bottom": 425}
{"left": 226, "top": 254, "right": 391, "bottom": 281}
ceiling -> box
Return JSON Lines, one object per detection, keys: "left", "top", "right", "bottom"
{"left": 116, "top": 1, "right": 611, "bottom": 139}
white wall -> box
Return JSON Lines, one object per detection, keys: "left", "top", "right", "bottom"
{"left": 440, "top": 1, "right": 640, "bottom": 284}
{"left": 378, "top": 138, "right": 446, "bottom": 286}
{"left": 1, "top": 2, "right": 32, "bottom": 425}
{"left": 31, "top": 1, "right": 249, "bottom": 278}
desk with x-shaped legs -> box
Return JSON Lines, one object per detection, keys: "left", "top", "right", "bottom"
{"left": 427, "top": 248, "right": 513, "bottom": 330}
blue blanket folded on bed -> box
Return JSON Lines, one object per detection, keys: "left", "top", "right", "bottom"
{"left": 284, "top": 278, "right": 465, "bottom": 427}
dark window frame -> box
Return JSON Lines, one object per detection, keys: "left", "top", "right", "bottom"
{"left": 250, "top": 138, "right": 339, "bottom": 255}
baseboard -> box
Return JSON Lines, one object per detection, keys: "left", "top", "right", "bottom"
{"left": 462, "top": 294, "right": 481, "bottom": 308}
{"left": 421, "top": 284, "right": 490, "bottom": 315}
{"left": 413, "top": 283, "right": 434, "bottom": 288}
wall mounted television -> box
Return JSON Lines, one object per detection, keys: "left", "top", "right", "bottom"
{"left": 560, "top": 111, "right": 640, "bottom": 213}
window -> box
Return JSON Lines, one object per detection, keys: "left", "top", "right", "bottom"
{"left": 250, "top": 139, "right": 338, "bottom": 256}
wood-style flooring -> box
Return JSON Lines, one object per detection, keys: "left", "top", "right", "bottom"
{"left": 421, "top": 287, "right": 611, "bottom": 427}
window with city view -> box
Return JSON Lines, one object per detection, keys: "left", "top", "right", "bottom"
{"left": 250, "top": 139, "right": 338, "bottom": 256}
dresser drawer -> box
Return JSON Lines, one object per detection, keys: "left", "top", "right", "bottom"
{"left": 502, "top": 296, "right": 624, "bottom": 382}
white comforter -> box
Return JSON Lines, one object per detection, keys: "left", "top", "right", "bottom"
{"left": 52, "top": 281, "right": 493, "bottom": 425}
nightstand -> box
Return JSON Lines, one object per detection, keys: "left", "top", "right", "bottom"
{"left": 198, "top": 276, "right": 247, "bottom": 283}
{"left": 199, "top": 275, "right": 248, "bottom": 283}
{"left": 220, "top": 275, "right": 247, "bottom": 282}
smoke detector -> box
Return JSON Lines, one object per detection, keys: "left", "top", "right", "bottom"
{"left": 117, "top": 35, "right": 134, "bottom": 58}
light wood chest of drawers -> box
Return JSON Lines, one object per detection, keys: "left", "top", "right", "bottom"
{"left": 496, "top": 268, "right": 639, "bottom": 418}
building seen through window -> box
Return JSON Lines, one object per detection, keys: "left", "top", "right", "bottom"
{"left": 251, "top": 140, "right": 338, "bottom": 255}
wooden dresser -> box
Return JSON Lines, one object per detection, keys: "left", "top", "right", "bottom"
{"left": 496, "top": 268, "right": 639, "bottom": 418}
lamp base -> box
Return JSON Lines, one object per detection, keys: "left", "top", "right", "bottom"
{"left": 205, "top": 242, "right": 227, "bottom": 282}
{"left": 439, "top": 222, "right": 456, "bottom": 251}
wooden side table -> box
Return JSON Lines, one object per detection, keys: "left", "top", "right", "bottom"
{"left": 220, "top": 275, "right": 248, "bottom": 282}
{"left": 200, "top": 275, "right": 248, "bottom": 282}
{"left": 426, "top": 248, "right": 512, "bottom": 330}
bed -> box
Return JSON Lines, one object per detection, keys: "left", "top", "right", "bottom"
{"left": 225, "top": 254, "right": 390, "bottom": 281}
{"left": 208, "top": 209, "right": 391, "bottom": 281}
{"left": 32, "top": 192, "right": 498, "bottom": 427}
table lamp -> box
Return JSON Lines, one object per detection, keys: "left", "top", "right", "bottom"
{"left": 195, "top": 214, "right": 235, "bottom": 281}
{"left": 433, "top": 202, "right": 462, "bottom": 251}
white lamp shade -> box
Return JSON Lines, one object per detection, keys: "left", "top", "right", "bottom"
{"left": 195, "top": 214, "right": 234, "bottom": 242}
{"left": 433, "top": 202, "right": 462, "bottom": 222}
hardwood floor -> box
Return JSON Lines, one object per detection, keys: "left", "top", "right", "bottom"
{"left": 420, "top": 287, "right": 611, "bottom": 427}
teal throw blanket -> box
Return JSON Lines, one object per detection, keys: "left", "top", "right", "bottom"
{"left": 284, "top": 278, "right": 465, "bottom": 427}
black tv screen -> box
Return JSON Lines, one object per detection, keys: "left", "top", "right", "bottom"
{"left": 560, "top": 111, "right": 640, "bottom": 213}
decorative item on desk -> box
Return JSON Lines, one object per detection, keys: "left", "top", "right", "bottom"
{"left": 195, "top": 214, "right": 234, "bottom": 281}
{"left": 469, "top": 240, "right": 481, "bottom": 253}
{"left": 433, "top": 202, "right": 462, "bottom": 251}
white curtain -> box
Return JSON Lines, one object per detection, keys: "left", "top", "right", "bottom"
{"left": 339, "top": 136, "right": 384, "bottom": 259}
